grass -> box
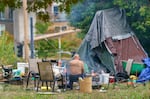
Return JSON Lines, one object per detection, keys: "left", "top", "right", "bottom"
{"left": 0, "top": 81, "right": 150, "bottom": 99}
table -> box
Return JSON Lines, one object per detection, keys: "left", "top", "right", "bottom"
{"left": 52, "top": 66, "right": 68, "bottom": 91}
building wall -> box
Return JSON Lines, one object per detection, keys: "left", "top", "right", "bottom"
{"left": 47, "top": 3, "right": 75, "bottom": 34}
{"left": 13, "top": 8, "right": 36, "bottom": 58}
{"left": 0, "top": 7, "right": 13, "bottom": 35}
{"left": 0, "top": 21, "right": 13, "bottom": 34}
{"left": 13, "top": 8, "right": 36, "bottom": 43}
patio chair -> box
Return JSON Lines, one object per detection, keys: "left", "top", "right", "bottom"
{"left": 26, "top": 58, "right": 42, "bottom": 89}
{"left": 36, "top": 62, "right": 63, "bottom": 92}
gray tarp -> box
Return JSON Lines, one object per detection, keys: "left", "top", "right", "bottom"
{"left": 85, "top": 7, "right": 132, "bottom": 49}
{"left": 78, "top": 7, "right": 147, "bottom": 75}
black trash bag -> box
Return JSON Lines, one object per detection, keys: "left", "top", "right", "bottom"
{"left": 115, "top": 71, "right": 129, "bottom": 82}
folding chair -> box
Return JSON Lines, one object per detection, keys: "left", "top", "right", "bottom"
{"left": 26, "top": 58, "right": 42, "bottom": 89}
{"left": 36, "top": 62, "right": 63, "bottom": 92}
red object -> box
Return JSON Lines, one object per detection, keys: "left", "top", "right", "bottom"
{"left": 109, "top": 76, "right": 115, "bottom": 83}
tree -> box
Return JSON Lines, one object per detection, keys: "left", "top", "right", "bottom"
{"left": 68, "top": 0, "right": 150, "bottom": 55}
{"left": 34, "top": 21, "right": 82, "bottom": 58}
{"left": 68, "top": 0, "right": 114, "bottom": 39}
{"left": 35, "top": 21, "right": 51, "bottom": 34}
{"left": 0, "top": 0, "right": 83, "bottom": 22}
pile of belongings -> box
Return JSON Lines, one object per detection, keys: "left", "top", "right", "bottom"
{"left": 11, "top": 69, "right": 22, "bottom": 81}
{"left": 136, "top": 58, "right": 150, "bottom": 83}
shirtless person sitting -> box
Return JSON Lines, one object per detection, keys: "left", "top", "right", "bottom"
{"left": 69, "top": 54, "right": 84, "bottom": 90}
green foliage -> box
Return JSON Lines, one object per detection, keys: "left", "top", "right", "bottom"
{"left": 34, "top": 21, "right": 59, "bottom": 58}
{"left": 0, "top": 32, "right": 18, "bottom": 65}
{"left": 34, "top": 36, "right": 81, "bottom": 59}
{"left": 34, "top": 20, "right": 81, "bottom": 58}
{"left": 35, "top": 39, "right": 59, "bottom": 58}
{"left": 0, "top": 2, "right": 5, "bottom": 12}
{"left": 61, "top": 34, "right": 82, "bottom": 51}
{"left": 35, "top": 21, "right": 51, "bottom": 34}
{"left": 0, "top": 0, "right": 22, "bottom": 10}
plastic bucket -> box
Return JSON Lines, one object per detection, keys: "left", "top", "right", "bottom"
{"left": 17, "top": 62, "right": 28, "bottom": 75}
{"left": 99, "top": 73, "right": 110, "bottom": 84}
{"left": 79, "top": 77, "right": 92, "bottom": 93}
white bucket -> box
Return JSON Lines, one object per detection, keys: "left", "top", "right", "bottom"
{"left": 99, "top": 73, "right": 110, "bottom": 84}
{"left": 17, "top": 62, "right": 28, "bottom": 74}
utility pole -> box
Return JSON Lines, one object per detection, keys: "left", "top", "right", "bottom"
{"left": 23, "top": 0, "right": 29, "bottom": 62}
{"left": 30, "top": 17, "right": 34, "bottom": 58}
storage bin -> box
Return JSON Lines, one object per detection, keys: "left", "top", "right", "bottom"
{"left": 122, "top": 60, "right": 145, "bottom": 75}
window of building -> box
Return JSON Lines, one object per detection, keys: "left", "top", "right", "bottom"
{"left": 53, "top": 6, "right": 59, "bottom": 16}
{"left": 0, "top": 12, "right": 5, "bottom": 20}
{"left": 55, "top": 26, "right": 67, "bottom": 32}
{"left": 62, "top": 26, "right": 67, "bottom": 31}
{"left": 55, "top": 26, "right": 60, "bottom": 32}
{"left": 0, "top": 24, "right": 5, "bottom": 36}
{"left": 9, "top": 9, "right": 13, "bottom": 20}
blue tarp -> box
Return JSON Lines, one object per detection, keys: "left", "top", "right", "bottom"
{"left": 136, "top": 58, "right": 150, "bottom": 83}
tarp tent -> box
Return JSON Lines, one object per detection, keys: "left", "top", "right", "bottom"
{"left": 78, "top": 7, "right": 147, "bottom": 75}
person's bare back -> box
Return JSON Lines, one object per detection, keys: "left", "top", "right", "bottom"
{"left": 69, "top": 54, "right": 84, "bottom": 75}
{"left": 69, "top": 60, "right": 84, "bottom": 75}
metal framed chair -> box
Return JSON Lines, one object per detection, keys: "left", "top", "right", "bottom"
{"left": 26, "top": 58, "right": 42, "bottom": 89}
{"left": 36, "top": 61, "right": 63, "bottom": 92}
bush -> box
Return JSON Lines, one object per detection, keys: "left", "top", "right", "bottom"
{"left": 0, "top": 32, "right": 19, "bottom": 65}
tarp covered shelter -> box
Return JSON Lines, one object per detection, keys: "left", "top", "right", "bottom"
{"left": 78, "top": 7, "right": 147, "bottom": 74}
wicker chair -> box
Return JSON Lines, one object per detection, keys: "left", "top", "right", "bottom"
{"left": 36, "top": 62, "right": 63, "bottom": 92}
